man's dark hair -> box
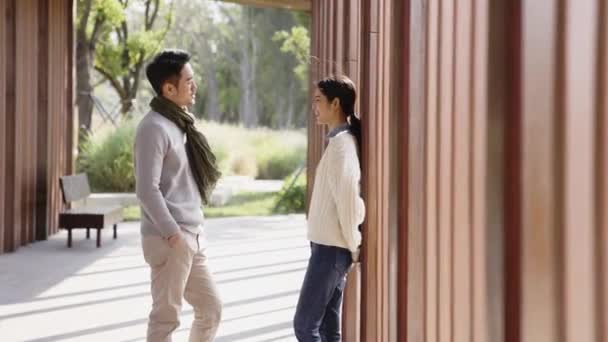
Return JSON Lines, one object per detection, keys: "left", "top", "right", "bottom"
{"left": 145, "top": 49, "right": 191, "bottom": 96}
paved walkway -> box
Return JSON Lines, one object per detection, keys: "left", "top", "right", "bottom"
{"left": 0, "top": 215, "right": 308, "bottom": 342}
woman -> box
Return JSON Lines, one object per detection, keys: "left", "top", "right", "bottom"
{"left": 293, "top": 75, "right": 365, "bottom": 342}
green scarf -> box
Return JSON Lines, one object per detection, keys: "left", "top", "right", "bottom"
{"left": 150, "top": 96, "right": 221, "bottom": 205}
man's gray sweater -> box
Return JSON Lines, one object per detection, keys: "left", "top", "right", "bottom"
{"left": 134, "top": 111, "right": 204, "bottom": 238}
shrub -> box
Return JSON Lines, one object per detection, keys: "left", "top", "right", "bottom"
{"left": 273, "top": 169, "right": 307, "bottom": 214}
{"left": 204, "top": 121, "right": 306, "bottom": 179}
{"left": 78, "top": 119, "right": 307, "bottom": 193}
{"left": 230, "top": 153, "right": 258, "bottom": 178}
{"left": 77, "top": 121, "right": 137, "bottom": 192}
{"left": 254, "top": 134, "right": 306, "bottom": 179}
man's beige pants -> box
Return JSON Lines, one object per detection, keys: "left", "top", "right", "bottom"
{"left": 142, "top": 231, "right": 222, "bottom": 342}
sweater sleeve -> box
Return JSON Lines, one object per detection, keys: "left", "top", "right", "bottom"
{"left": 327, "top": 140, "right": 366, "bottom": 253}
{"left": 134, "top": 122, "right": 181, "bottom": 237}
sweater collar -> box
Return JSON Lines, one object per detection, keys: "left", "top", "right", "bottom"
{"left": 326, "top": 123, "right": 350, "bottom": 139}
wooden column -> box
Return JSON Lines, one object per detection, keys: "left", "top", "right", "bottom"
{"left": 359, "top": 0, "right": 395, "bottom": 340}
{"left": 0, "top": 0, "right": 73, "bottom": 253}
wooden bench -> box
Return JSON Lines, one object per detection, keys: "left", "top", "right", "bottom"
{"left": 58, "top": 174, "right": 123, "bottom": 248}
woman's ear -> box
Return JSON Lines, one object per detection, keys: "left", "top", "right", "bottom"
{"left": 332, "top": 98, "right": 341, "bottom": 112}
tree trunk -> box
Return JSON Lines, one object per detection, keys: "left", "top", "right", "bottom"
{"left": 286, "top": 78, "right": 295, "bottom": 128}
{"left": 76, "top": 31, "right": 94, "bottom": 132}
{"left": 120, "top": 96, "right": 135, "bottom": 117}
{"left": 205, "top": 60, "right": 221, "bottom": 121}
{"left": 238, "top": 7, "right": 258, "bottom": 128}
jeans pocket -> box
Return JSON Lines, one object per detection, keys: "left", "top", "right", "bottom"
{"left": 332, "top": 249, "right": 353, "bottom": 274}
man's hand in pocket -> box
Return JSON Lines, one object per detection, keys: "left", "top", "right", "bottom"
{"left": 167, "top": 232, "right": 183, "bottom": 248}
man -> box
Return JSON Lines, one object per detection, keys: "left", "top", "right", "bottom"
{"left": 135, "top": 49, "right": 222, "bottom": 342}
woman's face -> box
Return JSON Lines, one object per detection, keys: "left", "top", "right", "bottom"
{"left": 313, "top": 87, "right": 337, "bottom": 126}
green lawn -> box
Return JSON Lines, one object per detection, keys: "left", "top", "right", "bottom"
{"left": 123, "top": 191, "right": 292, "bottom": 221}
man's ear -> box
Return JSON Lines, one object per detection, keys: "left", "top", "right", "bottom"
{"left": 162, "top": 82, "right": 175, "bottom": 97}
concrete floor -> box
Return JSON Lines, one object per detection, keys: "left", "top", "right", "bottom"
{"left": 0, "top": 215, "right": 308, "bottom": 342}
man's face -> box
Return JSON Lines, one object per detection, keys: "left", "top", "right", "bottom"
{"left": 164, "top": 62, "right": 197, "bottom": 108}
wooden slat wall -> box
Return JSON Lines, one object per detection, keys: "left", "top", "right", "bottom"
{"left": 311, "top": 0, "right": 608, "bottom": 341}
{"left": 512, "top": 0, "right": 608, "bottom": 341}
{"left": 44, "top": 0, "right": 71, "bottom": 238}
{"left": 404, "top": 0, "right": 494, "bottom": 340}
{"left": 0, "top": 0, "right": 73, "bottom": 254}
{"left": 401, "top": 0, "right": 608, "bottom": 341}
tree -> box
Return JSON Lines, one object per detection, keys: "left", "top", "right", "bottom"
{"left": 273, "top": 25, "right": 311, "bottom": 91}
{"left": 155, "top": 1, "right": 311, "bottom": 128}
{"left": 163, "top": 0, "right": 222, "bottom": 121}
{"left": 76, "top": 0, "right": 124, "bottom": 131}
{"left": 94, "top": 0, "right": 174, "bottom": 116}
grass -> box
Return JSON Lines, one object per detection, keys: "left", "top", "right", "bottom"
{"left": 122, "top": 191, "right": 285, "bottom": 221}
{"left": 205, "top": 192, "right": 278, "bottom": 218}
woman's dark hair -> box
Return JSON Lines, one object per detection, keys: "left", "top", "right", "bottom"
{"left": 146, "top": 49, "right": 191, "bottom": 96}
{"left": 317, "top": 75, "right": 362, "bottom": 159}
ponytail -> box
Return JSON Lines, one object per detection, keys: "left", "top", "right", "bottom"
{"left": 347, "top": 113, "right": 363, "bottom": 164}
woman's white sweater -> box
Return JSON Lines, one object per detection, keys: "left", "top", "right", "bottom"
{"left": 307, "top": 131, "right": 365, "bottom": 259}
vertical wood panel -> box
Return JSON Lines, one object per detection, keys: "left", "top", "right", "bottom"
{"left": 597, "top": 0, "right": 608, "bottom": 339}
{"left": 452, "top": 0, "right": 472, "bottom": 340}
{"left": 471, "top": 0, "right": 490, "bottom": 341}
{"left": 346, "top": 0, "right": 360, "bottom": 84}
{"left": 520, "top": 1, "right": 561, "bottom": 341}
{"left": 438, "top": 0, "right": 454, "bottom": 339}
{"left": 327, "top": 0, "right": 334, "bottom": 73}
{"left": 561, "top": 1, "right": 599, "bottom": 341}
{"left": 501, "top": 0, "right": 520, "bottom": 341}
{"left": 307, "top": 0, "right": 321, "bottom": 209}
{"left": 334, "top": 0, "right": 344, "bottom": 73}
{"left": 16, "top": 0, "right": 39, "bottom": 246}
{"left": 37, "top": 0, "right": 49, "bottom": 241}
{"left": 65, "top": 0, "right": 75, "bottom": 177}
{"left": 403, "top": 0, "right": 427, "bottom": 340}
{"left": 5, "top": 0, "right": 18, "bottom": 252}
{"left": 0, "top": 0, "right": 6, "bottom": 253}
{"left": 425, "top": 0, "right": 440, "bottom": 339}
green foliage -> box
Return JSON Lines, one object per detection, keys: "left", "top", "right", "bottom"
{"left": 95, "top": 20, "right": 172, "bottom": 78}
{"left": 77, "top": 0, "right": 125, "bottom": 36}
{"left": 273, "top": 26, "right": 310, "bottom": 90}
{"left": 273, "top": 171, "right": 307, "bottom": 214}
{"left": 77, "top": 120, "right": 138, "bottom": 192}
{"left": 77, "top": 0, "right": 174, "bottom": 115}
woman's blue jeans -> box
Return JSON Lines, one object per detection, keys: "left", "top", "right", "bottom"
{"left": 293, "top": 242, "right": 353, "bottom": 342}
